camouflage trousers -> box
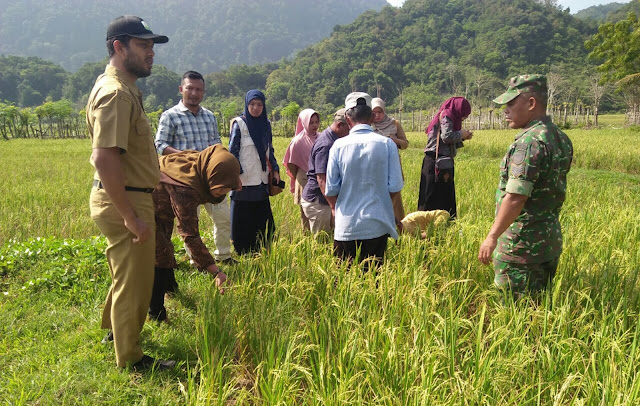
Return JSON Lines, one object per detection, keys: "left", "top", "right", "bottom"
{"left": 493, "top": 257, "right": 559, "bottom": 296}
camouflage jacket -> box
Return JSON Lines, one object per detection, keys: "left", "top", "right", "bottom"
{"left": 495, "top": 116, "right": 573, "bottom": 263}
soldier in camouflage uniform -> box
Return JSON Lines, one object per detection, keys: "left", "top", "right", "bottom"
{"left": 478, "top": 74, "right": 573, "bottom": 297}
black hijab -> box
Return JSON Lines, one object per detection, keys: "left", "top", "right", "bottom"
{"left": 242, "top": 89, "right": 269, "bottom": 171}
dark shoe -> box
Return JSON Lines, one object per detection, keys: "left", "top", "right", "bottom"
{"left": 101, "top": 330, "right": 114, "bottom": 344}
{"left": 148, "top": 308, "right": 168, "bottom": 323}
{"left": 131, "top": 354, "right": 176, "bottom": 371}
{"left": 219, "top": 257, "right": 239, "bottom": 265}
{"left": 166, "top": 269, "right": 179, "bottom": 294}
{"left": 150, "top": 267, "right": 169, "bottom": 321}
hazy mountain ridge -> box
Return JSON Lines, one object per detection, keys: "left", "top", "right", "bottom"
{"left": 0, "top": 0, "right": 617, "bottom": 114}
{"left": 574, "top": 2, "right": 627, "bottom": 22}
{"left": 0, "top": 0, "right": 387, "bottom": 72}
{"left": 603, "top": 0, "right": 640, "bottom": 21}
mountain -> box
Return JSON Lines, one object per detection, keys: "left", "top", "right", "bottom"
{"left": 257, "top": 0, "right": 598, "bottom": 110}
{"left": 0, "top": 0, "right": 606, "bottom": 113}
{"left": 0, "top": 0, "right": 387, "bottom": 73}
{"left": 574, "top": 3, "right": 627, "bottom": 22}
{"left": 605, "top": 0, "right": 640, "bottom": 21}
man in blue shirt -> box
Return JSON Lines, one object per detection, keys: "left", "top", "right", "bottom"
{"left": 326, "top": 92, "right": 404, "bottom": 269}
{"left": 301, "top": 108, "right": 350, "bottom": 234}
{"left": 154, "top": 71, "right": 234, "bottom": 267}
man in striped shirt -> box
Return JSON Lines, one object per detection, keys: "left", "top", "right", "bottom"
{"left": 155, "top": 71, "right": 235, "bottom": 267}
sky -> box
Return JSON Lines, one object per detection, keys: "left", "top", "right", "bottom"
{"left": 386, "top": 0, "right": 632, "bottom": 13}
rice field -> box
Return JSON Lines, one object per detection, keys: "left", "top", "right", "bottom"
{"left": 1, "top": 127, "right": 640, "bottom": 404}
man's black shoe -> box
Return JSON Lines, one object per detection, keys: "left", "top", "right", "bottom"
{"left": 219, "top": 257, "right": 239, "bottom": 265}
{"left": 131, "top": 355, "right": 176, "bottom": 371}
{"left": 101, "top": 330, "right": 114, "bottom": 344}
{"left": 148, "top": 308, "right": 168, "bottom": 323}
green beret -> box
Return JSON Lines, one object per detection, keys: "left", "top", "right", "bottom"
{"left": 493, "top": 74, "right": 547, "bottom": 105}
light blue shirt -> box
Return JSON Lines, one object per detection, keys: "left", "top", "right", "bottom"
{"left": 326, "top": 124, "right": 403, "bottom": 241}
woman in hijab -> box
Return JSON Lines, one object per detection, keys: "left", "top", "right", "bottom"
{"left": 371, "top": 98, "right": 409, "bottom": 221}
{"left": 282, "top": 108, "right": 320, "bottom": 231}
{"left": 228, "top": 90, "right": 280, "bottom": 254}
{"left": 417, "top": 97, "right": 473, "bottom": 219}
{"left": 151, "top": 144, "right": 241, "bottom": 322}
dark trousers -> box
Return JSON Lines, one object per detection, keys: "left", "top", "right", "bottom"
{"left": 417, "top": 153, "right": 457, "bottom": 219}
{"left": 230, "top": 199, "right": 275, "bottom": 254}
{"left": 148, "top": 267, "right": 177, "bottom": 321}
{"left": 333, "top": 234, "right": 389, "bottom": 272}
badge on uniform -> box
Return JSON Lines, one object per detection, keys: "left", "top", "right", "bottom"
{"left": 510, "top": 145, "right": 526, "bottom": 178}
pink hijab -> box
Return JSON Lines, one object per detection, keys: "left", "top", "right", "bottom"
{"left": 283, "top": 108, "right": 319, "bottom": 193}
{"left": 426, "top": 97, "right": 471, "bottom": 135}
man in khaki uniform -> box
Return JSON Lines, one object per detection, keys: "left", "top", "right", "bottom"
{"left": 87, "top": 15, "right": 174, "bottom": 370}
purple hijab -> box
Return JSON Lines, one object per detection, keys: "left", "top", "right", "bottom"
{"left": 426, "top": 97, "right": 471, "bottom": 135}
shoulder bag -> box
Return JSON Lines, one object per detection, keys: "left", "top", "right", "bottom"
{"left": 434, "top": 112, "right": 454, "bottom": 183}
{"left": 266, "top": 149, "right": 284, "bottom": 196}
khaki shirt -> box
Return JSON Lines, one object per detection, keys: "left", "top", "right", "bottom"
{"left": 86, "top": 65, "right": 160, "bottom": 189}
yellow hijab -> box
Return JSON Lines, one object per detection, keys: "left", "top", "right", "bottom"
{"left": 159, "top": 145, "right": 241, "bottom": 203}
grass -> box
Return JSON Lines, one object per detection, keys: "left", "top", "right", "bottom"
{"left": 595, "top": 114, "right": 628, "bottom": 128}
{"left": 1, "top": 127, "right": 640, "bottom": 404}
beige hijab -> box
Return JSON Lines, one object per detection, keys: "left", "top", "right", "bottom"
{"left": 372, "top": 98, "right": 397, "bottom": 138}
{"left": 159, "top": 145, "right": 241, "bottom": 203}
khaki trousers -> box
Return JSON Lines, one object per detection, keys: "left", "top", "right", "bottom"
{"left": 294, "top": 171, "right": 311, "bottom": 231}
{"left": 301, "top": 198, "right": 333, "bottom": 234}
{"left": 203, "top": 196, "right": 231, "bottom": 260}
{"left": 90, "top": 188, "right": 155, "bottom": 367}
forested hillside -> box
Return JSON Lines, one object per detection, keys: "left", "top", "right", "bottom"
{"left": 605, "top": 0, "right": 640, "bottom": 21}
{"left": 0, "top": 0, "right": 386, "bottom": 72}
{"left": 259, "top": 0, "right": 598, "bottom": 110}
{"left": 1, "top": 0, "right": 628, "bottom": 120}
{"left": 575, "top": 3, "right": 627, "bottom": 22}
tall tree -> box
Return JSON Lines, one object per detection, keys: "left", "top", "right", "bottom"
{"left": 586, "top": 11, "right": 640, "bottom": 82}
{"left": 586, "top": 8, "right": 640, "bottom": 123}
{"left": 588, "top": 72, "right": 609, "bottom": 126}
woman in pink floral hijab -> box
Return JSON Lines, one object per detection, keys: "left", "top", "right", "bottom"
{"left": 283, "top": 108, "right": 320, "bottom": 230}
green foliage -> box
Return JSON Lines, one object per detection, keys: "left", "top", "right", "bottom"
{"left": 0, "top": 55, "right": 67, "bottom": 107}
{"left": 0, "top": 0, "right": 627, "bottom": 122}
{"left": 586, "top": 11, "right": 640, "bottom": 83}
{"left": 263, "top": 0, "right": 597, "bottom": 109}
{"left": 1, "top": 135, "right": 640, "bottom": 403}
{"left": 145, "top": 108, "right": 164, "bottom": 134}
{"left": 62, "top": 59, "right": 108, "bottom": 106}
{"left": 220, "top": 100, "right": 242, "bottom": 120}
{"left": 606, "top": 0, "right": 640, "bottom": 22}
{"left": 280, "top": 101, "right": 300, "bottom": 121}
{"left": 0, "top": 100, "right": 84, "bottom": 139}
{"left": 139, "top": 65, "right": 181, "bottom": 109}
{"left": 0, "top": 237, "right": 107, "bottom": 296}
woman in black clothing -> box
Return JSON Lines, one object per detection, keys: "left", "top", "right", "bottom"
{"left": 417, "top": 97, "right": 473, "bottom": 219}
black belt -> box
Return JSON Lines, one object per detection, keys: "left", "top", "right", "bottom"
{"left": 93, "top": 180, "right": 154, "bottom": 193}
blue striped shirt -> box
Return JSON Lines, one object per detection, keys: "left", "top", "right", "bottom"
{"left": 154, "top": 101, "right": 221, "bottom": 154}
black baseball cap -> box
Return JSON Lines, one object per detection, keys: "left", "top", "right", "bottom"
{"left": 106, "top": 16, "right": 169, "bottom": 43}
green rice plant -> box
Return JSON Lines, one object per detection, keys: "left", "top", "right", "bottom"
{"left": 1, "top": 133, "right": 640, "bottom": 404}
